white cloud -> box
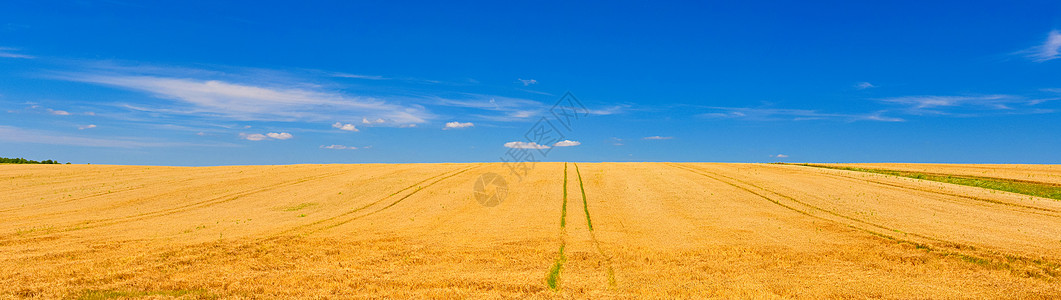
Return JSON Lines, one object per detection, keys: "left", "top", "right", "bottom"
{"left": 0, "top": 47, "right": 33, "bottom": 59}
{"left": 1026, "top": 30, "right": 1061, "bottom": 62}
{"left": 553, "top": 140, "right": 581, "bottom": 147}
{"left": 240, "top": 133, "right": 268, "bottom": 141}
{"left": 320, "top": 144, "right": 357, "bottom": 150}
{"left": 332, "top": 73, "right": 387, "bottom": 80}
{"left": 78, "top": 124, "right": 97, "bottom": 130}
{"left": 860, "top": 114, "right": 906, "bottom": 122}
{"left": 437, "top": 96, "right": 544, "bottom": 122}
{"left": 643, "top": 136, "right": 673, "bottom": 140}
{"left": 855, "top": 82, "right": 876, "bottom": 89}
{"left": 48, "top": 109, "right": 71, "bottom": 116}
{"left": 878, "top": 94, "right": 1050, "bottom": 116}
{"left": 772, "top": 154, "right": 789, "bottom": 158}
{"left": 57, "top": 71, "right": 430, "bottom": 124}
{"left": 587, "top": 105, "right": 629, "bottom": 116}
{"left": 882, "top": 95, "right": 992, "bottom": 109}
{"left": 266, "top": 132, "right": 293, "bottom": 140}
{"left": 700, "top": 107, "right": 905, "bottom": 122}
{"left": 504, "top": 141, "right": 550, "bottom": 149}
{"left": 518, "top": 78, "right": 538, "bottom": 86}
{"left": 332, "top": 122, "right": 359, "bottom": 132}
{"left": 0, "top": 125, "right": 218, "bottom": 148}
{"left": 443, "top": 121, "right": 474, "bottom": 129}
{"left": 362, "top": 117, "right": 385, "bottom": 124}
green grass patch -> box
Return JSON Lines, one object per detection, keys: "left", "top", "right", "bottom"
{"left": 788, "top": 163, "right": 1061, "bottom": 201}
{"left": 546, "top": 244, "right": 566, "bottom": 291}
{"left": 281, "top": 202, "right": 318, "bottom": 211}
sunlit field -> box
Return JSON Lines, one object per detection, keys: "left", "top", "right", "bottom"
{"left": 3, "top": 163, "right": 1060, "bottom": 298}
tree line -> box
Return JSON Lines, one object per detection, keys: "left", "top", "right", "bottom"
{"left": 0, "top": 157, "right": 66, "bottom": 164}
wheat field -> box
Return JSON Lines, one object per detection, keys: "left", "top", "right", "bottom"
{"left": 2, "top": 162, "right": 1060, "bottom": 298}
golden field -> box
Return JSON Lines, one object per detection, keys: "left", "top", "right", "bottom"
{"left": 2, "top": 162, "right": 1061, "bottom": 298}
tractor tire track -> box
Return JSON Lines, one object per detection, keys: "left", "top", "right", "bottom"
{"left": 546, "top": 163, "right": 569, "bottom": 291}
{"left": 279, "top": 165, "right": 479, "bottom": 236}
{"left": 573, "top": 163, "right": 617, "bottom": 288}
{"left": 772, "top": 163, "right": 1061, "bottom": 218}
{"left": 666, "top": 163, "right": 1061, "bottom": 277}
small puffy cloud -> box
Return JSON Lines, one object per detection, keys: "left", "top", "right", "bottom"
{"left": 643, "top": 136, "right": 673, "bottom": 140}
{"left": 772, "top": 154, "right": 789, "bottom": 158}
{"left": 553, "top": 140, "right": 581, "bottom": 147}
{"left": 332, "top": 122, "right": 359, "bottom": 132}
{"left": 240, "top": 133, "right": 268, "bottom": 141}
{"left": 518, "top": 78, "right": 538, "bottom": 86}
{"left": 48, "top": 109, "right": 71, "bottom": 116}
{"left": 504, "top": 141, "right": 550, "bottom": 149}
{"left": 855, "top": 82, "right": 876, "bottom": 89}
{"left": 320, "top": 144, "right": 357, "bottom": 150}
{"left": 240, "top": 132, "right": 292, "bottom": 141}
{"left": 267, "top": 132, "right": 293, "bottom": 140}
{"left": 443, "top": 121, "right": 474, "bottom": 129}
{"left": 77, "top": 124, "right": 96, "bottom": 130}
{"left": 362, "top": 117, "right": 386, "bottom": 125}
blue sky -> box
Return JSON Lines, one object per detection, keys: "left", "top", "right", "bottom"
{"left": 2, "top": 1, "right": 1060, "bottom": 165}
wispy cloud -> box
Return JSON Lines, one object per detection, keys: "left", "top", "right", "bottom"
{"left": 78, "top": 124, "right": 97, "bottom": 130}
{"left": 879, "top": 94, "right": 1053, "bottom": 115}
{"left": 553, "top": 140, "right": 581, "bottom": 147}
{"left": 517, "top": 78, "right": 537, "bottom": 86}
{"left": 362, "top": 117, "right": 385, "bottom": 125}
{"left": 433, "top": 94, "right": 621, "bottom": 122}
{"left": 320, "top": 144, "right": 357, "bottom": 150}
{"left": 643, "top": 136, "right": 673, "bottom": 140}
{"left": 240, "top": 132, "right": 292, "bottom": 141}
{"left": 0, "top": 47, "right": 34, "bottom": 59}
{"left": 443, "top": 121, "right": 474, "bottom": 129}
{"left": 504, "top": 141, "right": 550, "bottom": 149}
{"left": 772, "top": 154, "right": 789, "bottom": 158}
{"left": 332, "top": 122, "right": 359, "bottom": 132}
{"left": 855, "top": 82, "right": 876, "bottom": 89}
{"left": 587, "top": 104, "right": 629, "bottom": 116}
{"left": 0, "top": 125, "right": 217, "bottom": 148}
{"left": 700, "top": 107, "right": 905, "bottom": 122}
{"left": 48, "top": 108, "right": 71, "bottom": 115}
{"left": 332, "top": 73, "right": 388, "bottom": 80}
{"left": 437, "top": 95, "right": 545, "bottom": 121}
{"left": 1023, "top": 30, "right": 1061, "bottom": 62}
{"left": 53, "top": 67, "right": 430, "bottom": 124}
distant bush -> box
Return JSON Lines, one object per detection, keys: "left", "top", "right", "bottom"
{"left": 0, "top": 157, "right": 64, "bottom": 164}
